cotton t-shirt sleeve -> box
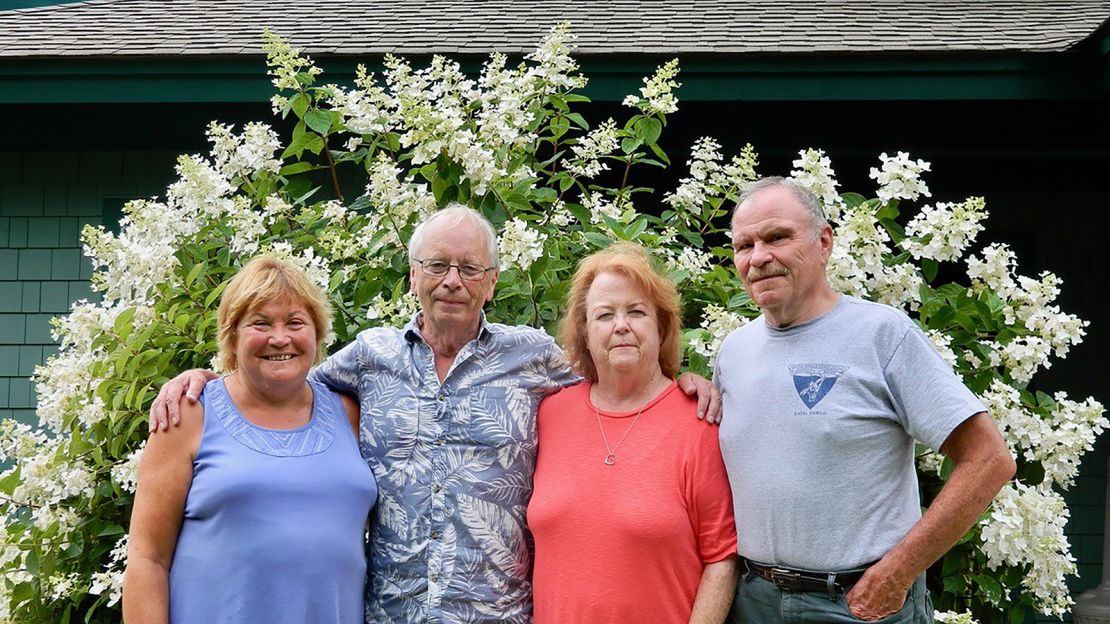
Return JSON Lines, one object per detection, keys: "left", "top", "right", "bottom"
{"left": 883, "top": 321, "right": 987, "bottom": 452}
{"left": 685, "top": 422, "right": 738, "bottom": 563}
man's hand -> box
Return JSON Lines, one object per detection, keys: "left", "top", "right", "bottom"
{"left": 844, "top": 562, "right": 911, "bottom": 621}
{"left": 676, "top": 373, "right": 722, "bottom": 423}
{"left": 149, "top": 369, "right": 218, "bottom": 432}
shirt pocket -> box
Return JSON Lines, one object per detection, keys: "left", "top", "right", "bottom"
{"left": 466, "top": 386, "right": 538, "bottom": 448}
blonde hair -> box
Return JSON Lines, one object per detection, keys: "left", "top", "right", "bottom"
{"left": 559, "top": 242, "right": 681, "bottom": 382}
{"left": 216, "top": 256, "right": 332, "bottom": 372}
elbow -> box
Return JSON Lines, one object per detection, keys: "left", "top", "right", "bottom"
{"left": 989, "top": 446, "right": 1017, "bottom": 492}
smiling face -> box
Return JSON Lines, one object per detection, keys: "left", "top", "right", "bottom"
{"left": 731, "top": 184, "right": 834, "bottom": 326}
{"left": 584, "top": 271, "right": 663, "bottom": 380}
{"left": 233, "top": 297, "right": 317, "bottom": 391}
{"left": 409, "top": 216, "right": 498, "bottom": 334}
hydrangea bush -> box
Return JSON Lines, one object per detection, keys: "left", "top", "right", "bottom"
{"left": 0, "top": 25, "right": 1103, "bottom": 623}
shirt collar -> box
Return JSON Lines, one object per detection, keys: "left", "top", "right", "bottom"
{"left": 403, "top": 310, "right": 497, "bottom": 344}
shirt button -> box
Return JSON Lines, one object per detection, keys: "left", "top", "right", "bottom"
{"left": 437, "top": 393, "right": 446, "bottom": 401}
{"left": 431, "top": 530, "right": 442, "bottom": 540}
{"left": 435, "top": 438, "right": 445, "bottom": 446}
{"left": 430, "top": 574, "right": 439, "bottom": 583}
{"left": 432, "top": 483, "right": 441, "bottom": 493}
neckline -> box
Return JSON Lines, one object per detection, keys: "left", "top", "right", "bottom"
{"left": 223, "top": 375, "right": 317, "bottom": 433}
{"left": 585, "top": 380, "right": 678, "bottom": 419}
{"left": 207, "top": 378, "right": 337, "bottom": 457}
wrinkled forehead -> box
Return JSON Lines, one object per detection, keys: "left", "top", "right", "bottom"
{"left": 733, "top": 188, "right": 810, "bottom": 231}
{"left": 416, "top": 218, "right": 493, "bottom": 261}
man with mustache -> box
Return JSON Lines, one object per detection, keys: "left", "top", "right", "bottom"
{"left": 715, "top": 177, "right": 1015, "bottom": 623}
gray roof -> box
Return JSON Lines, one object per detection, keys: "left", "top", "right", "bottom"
{"left": 1, "top": 0, "right": 1108, "bottom": 59}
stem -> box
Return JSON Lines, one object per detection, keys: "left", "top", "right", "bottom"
{"left": 528, "top": 271, "right": 541, "bottom": 327}
{"left": 322, "top": 138, "right": 344, "bottom": 203}
{"left": 620, "top": 155, "right": 634, "bottom": 190}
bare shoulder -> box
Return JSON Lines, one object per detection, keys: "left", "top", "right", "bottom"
{"left": 339, "top": 394, "right": 360, "bottom": 439}
{"left": 144, "top": 394, "right": 205, "bottom": 461}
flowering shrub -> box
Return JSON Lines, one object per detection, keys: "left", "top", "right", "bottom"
{"left": 0, "top": 25, "right": 1103, "bottom": 623}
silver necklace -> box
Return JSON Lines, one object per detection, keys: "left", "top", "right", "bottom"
{"left": 592, "top": 389, "right": 653, "bottom": 466}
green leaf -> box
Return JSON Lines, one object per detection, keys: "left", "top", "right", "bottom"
{"left": 975, "top": 573, "right": 1004, "bottom": 604}
{"left": 621, "top": 137, "right": 643, "bottom": 155}
{"left": 636, "top": 117, "right": 663, "bottom": 144}
{"left": 304, "top": 109, "right": 332, "bottom": 135}
{"left": 280, "top": 162, "right": 319, "bottom": 176}
{"left": 113, "top": 307, "right": 136, "bottom": 339}
{"left": 290, "top": 92, "right": 310, "bottom": 118}
{"left": 583, "top": 232, "right": 614, "bottom": 248}
{"left": 921, "top": 258, "right": 939, "bottom": 282}
{"left": 566, "top": 112, "right": 589, "bottom": 130}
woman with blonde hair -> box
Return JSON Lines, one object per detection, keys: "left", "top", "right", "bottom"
{"left": 528, "top": 242, "right": 738, "bottom": 623}
{"left": 123, "top": 256, "right": 376, "bottom": 624}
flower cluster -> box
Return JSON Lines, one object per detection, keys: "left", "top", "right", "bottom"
{"left": 869, "top": 151, "right": 932, "bottom": 203}
{"left": 690, "top": 304, "right": 750, "bottom": 363}
{"left": 979, "top": 483, "right": 1077, "bottom": 617}
{"left": 622, "top": 59, "right": 681, "bottom": 115}
{"left": 789, "top": 148, "right": 845, "bottom": 220}
{"left": 566, "top": 118, "right": 620, "bottom": 178}
{"left": 499, "top": 217, "right": 548, "bottom": 272}
{"left": 664, "top": 138, "right": 758, "bottom": 214}
{"left": 902, "top": 197, "right": 987, "bottom": 262}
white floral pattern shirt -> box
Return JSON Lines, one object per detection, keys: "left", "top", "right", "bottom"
{"left": 311, "top": 313, "right": 578, "bottom": 623}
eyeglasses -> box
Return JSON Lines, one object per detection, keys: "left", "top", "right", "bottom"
{"left": 414, "top": 259, "right": 496, "bottom": 281}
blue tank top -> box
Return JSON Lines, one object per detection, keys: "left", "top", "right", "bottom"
{"left": 169, "top": 378, "right": 377, "bottom": 624}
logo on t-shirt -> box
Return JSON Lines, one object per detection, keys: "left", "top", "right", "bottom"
{"left": 788, "top": 363, "right": 848, "bottom": 408}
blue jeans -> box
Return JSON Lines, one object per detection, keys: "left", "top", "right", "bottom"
{"left": 728, "top": 568, "right": 933, "bottom": 624}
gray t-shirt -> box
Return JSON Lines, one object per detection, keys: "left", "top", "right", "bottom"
{"left": 716, "top": 295, "right": 985, "bottom": 570}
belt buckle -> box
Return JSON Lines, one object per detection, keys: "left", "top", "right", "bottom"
{"left": 768, "top": 567, "right": 806, "bottom": 591}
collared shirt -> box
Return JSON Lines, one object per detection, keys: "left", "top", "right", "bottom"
{"left": 311, "top": 313, "right": 579, "bottom": 624}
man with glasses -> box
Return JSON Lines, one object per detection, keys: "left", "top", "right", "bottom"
{"left": 149, "top": 204, "right": 719, "bottom": 623}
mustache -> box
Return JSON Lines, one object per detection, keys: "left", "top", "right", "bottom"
{"left": 746, "top": 263, "right": 790, "bottom": 281}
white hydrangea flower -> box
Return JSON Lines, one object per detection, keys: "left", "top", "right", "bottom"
{"left": 980, "top": 483, "right": 1076, "bottom": 617}
{"left": 869, "top": 263, "right": 924, "bottom": 311}
{"left": 523, "top": 22, "right": 587, "bottom": 92}
{"left": 967, "top": 243, "right": 1017, "bottom": 296}
{"left": 583, "top": 191, "right": 624, "bottom": 224}
{"left": 263, "top": 28, "right": 322, "bottom": 92}
{"left": 111, "top": 441, "right": 145, "bottom": 494}
{"left": 566, "top": 119, "right": 619, "bottom": 178}
{"left": 89, "top": 534, "right": 128, "bottom": 607}
{"left": 690, "top": 304, "right": 749, "bottom": 363}
{"left": 328, "top": 65, "right": 394, "bottom": 135}
{"left": 789, "top": 148, "right": 845, "bottom": 220}
{"left": 902, "top": 197, "right": 987, "bottom": 262}
{"left": 365, "top": 292, "right": 421, "bottom": 327}
{"left": 869, "top": 151, "right": 932, "bottom": 203}
{"left": 622, "top": 59, "right": 681, "bottom": 115}
{"left": 207, "top": 121, "right": 283, "bottom": 181}
{"left": 924, "top": 329, "right": 959, "bottom": 368}
{"left": 934, "top": 611, "right": 979, "bottom": 624}
{"left": 668, "top": 247, "right": 713, "bottom": 277}
{"left": 498, "top": 217, "right": 548, "bottom": 272}
{"left": 549, "top": 200, "right": 574, "bottom": 228}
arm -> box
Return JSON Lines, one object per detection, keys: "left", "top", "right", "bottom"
{"left": 339, "top": 394, "right": 360, "bottom": 440}
{"left": 677, "top": 372, "right": 722, "bottom": 424}
{"left": 148, "top": 369, "right": 217, "bottom": 432}
{"left": 123, "top": 399, "right": 204, "bottom": 623}
{"left": 689, "top": 556, "right": 738, "bottom": 624}
{"left": 845, "top": 412, "right": 1015, "bottom": 620}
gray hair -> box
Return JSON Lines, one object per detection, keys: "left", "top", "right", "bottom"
{"left": 735, "top": 176, "right": 828, "bottom": 236}
{"left": 408, "top": 203, "right": 499, "bottom": 267}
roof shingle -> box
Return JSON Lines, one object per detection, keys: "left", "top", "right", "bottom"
{"left": 0, "top": 0, "right": 1107, "bottom": 58}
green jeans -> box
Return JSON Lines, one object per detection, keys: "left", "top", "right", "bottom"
{"left": 729, "top": 569, "right": 933, "bottom": 624}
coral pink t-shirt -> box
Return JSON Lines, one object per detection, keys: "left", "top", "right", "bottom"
{"left": 527, "top": 381, "right": 737, "bottom": 623}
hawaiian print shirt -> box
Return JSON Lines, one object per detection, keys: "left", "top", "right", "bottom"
{"left": 311, "top": 313, "right": 579, "bottom": 624}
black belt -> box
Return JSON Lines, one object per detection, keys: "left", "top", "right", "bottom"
{"left": 742, "top": 557, "right": 874, "bottom": 594}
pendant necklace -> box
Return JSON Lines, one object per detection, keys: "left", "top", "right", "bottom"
{"left": 592, "top": 387, "right": 654, "bottom": 466}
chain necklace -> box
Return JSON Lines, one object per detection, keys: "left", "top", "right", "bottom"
{"left": 592, "top": 387, "right": 655, "bottom": 466}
